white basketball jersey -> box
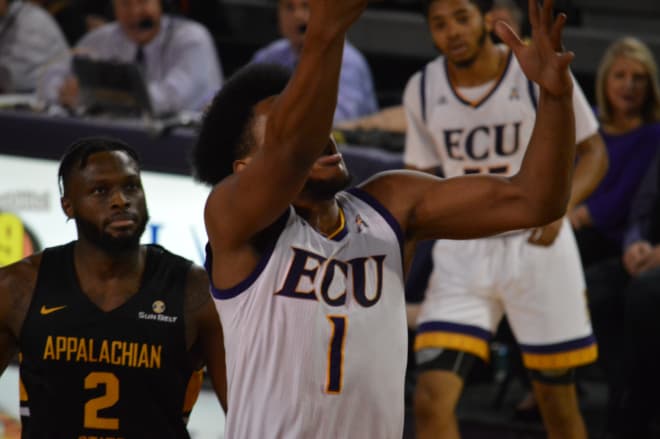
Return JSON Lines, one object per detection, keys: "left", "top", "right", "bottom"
{"left": 403, "top": 48, "right": 599, "bottom": 177}
{"left": 209, "top": 188, "right": 407, "bottom": 439}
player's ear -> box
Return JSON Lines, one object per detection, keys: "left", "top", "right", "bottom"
{"left": 484, "top": 11, "right": 495, "bottom": 33}
{"left": 61, "top": 197, "right": 74, "bottom": 221}
{"left": 233, "top": 158, "right": 251, "bottom": 173}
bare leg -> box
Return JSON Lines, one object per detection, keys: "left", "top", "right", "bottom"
{"left": 414, "top": 370, "right": 464, "bottom": 439}
{"left": 532, "top": 380, "right": 587, "bottom": 439}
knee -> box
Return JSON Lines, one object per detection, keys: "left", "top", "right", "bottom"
{"left": 530, "top": 369, "right": 581, "bottom": 419}
{"left": 414, "top": 375, "right": 460, "bottom": 423}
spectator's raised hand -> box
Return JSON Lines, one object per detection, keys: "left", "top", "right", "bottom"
{"left": 495, "top": 0, "right": 574, "bottom": 97}
{"left": 636, "top": 245, "right": 660, "bottom": 275}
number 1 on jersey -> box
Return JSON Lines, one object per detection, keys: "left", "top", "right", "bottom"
{"left": 326, "top": 315, "right": 348, "bottom": 394}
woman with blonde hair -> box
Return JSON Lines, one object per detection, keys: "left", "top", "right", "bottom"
{"left": 579, "top": 37, "right": 660, "bottom": 437}
{"left": 570, "top": 36, "right": 660, "bottom": 267}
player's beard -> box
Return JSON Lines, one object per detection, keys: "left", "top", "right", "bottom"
{"left": 454, "top": 22, "right": 489, "bottom": 69}
{"left": 302, "top": 171, "right": 352, "bottom": 201}
{"left": 76, "top": 210, "right": 150, "bottom": 254}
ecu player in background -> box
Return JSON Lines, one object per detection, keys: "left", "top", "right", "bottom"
{"left": 0, "top": 137, "right": 226, "bottom": 438}
{"left": 402, "top": 0, "right": 607, "bottom": 438}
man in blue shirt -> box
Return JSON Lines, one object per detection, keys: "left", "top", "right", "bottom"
{"left": 40, "top": 0, "right": 222, "bottom": 116}
{"left": 252, "top": 0, "right": 378, "bottom": 124}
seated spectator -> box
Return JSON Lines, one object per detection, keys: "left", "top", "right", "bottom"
{"left": 251, "top": 0, "right": 378, "bottom": 124}
{"left": 39, "top": 0, "right": 223, "bottom": 116}
{"left": 569, "top": 37, "right": 660, "bottom": 268}
{"left": 587, "top": 150, "right": 660, "bottom": 438}
{"left": 0, "top": 0, "right": 68, "bottom": 94}
{"left": 31, "top": 0, "right": 112, "bottom": 45}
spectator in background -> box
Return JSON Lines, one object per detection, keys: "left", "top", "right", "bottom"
{"left": 587, "top": 150, "right": 660, "bottom": 438}
{"left": 0, "top": 0, "right": 68, "bottom": 94}
{"left": 39, "top": 0, "right": 223, "bottom": 116}
{"left": 336, "top": 0, "right": 525, "bottom": 134}
{"left": 251, "top": 0, "right": 378, "bottom": 124}
{"left": 30, "top": 0, "right": 112, "bottom": 45}
{"left": 570, "top": 37, "right": 660, "bottom": 268}
{"left": 490, "top": 0, "right": 523, "bottom": 36}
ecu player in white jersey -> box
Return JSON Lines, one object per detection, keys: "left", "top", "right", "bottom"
{"left": 191, "top": 0, "right": 583, "bottom": 437}
{"left": 403, "top": 0, "right": 608, "bottom": 438}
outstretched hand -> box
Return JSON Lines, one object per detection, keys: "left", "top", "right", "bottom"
{"left": 494, "top": 0, "right": 574, "bottom": 96}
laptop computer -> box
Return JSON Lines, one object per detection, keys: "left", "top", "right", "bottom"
{"left": 73, "top": 56, "right": 153, "bottom": 117}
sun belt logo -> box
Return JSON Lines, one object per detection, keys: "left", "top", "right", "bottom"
{"left": 152, "top": 300, "right": 166, "bottom": 314}
{"left": 138, "top": 300, "right": 178, "bottom": 323}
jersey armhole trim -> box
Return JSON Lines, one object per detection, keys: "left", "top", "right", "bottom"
{"left": 527, "top": 79, "right": 538, "bottom": 110}
{"left": 207, "top": 209, "right": 291, "bottom": 300}
{"left": 346, "top": 187, "right": 405, "bottom": 256}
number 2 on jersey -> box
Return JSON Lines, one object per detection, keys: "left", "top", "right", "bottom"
{"left": 325, "top": 315, "right": 348, "bottom": 394}
{"left": 84, "top": 372, "right": 119, "bottom": 430}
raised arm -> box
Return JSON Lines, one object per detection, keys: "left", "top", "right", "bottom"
{"left": 205, "top": 0, "right": 369, "bottom": 251}
{"left": 364, "top": 0, "right": 577, "bottom": 244}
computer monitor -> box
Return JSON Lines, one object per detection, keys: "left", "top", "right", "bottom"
{"left": 73, "top": 56, "right": 153, "bottom": 117}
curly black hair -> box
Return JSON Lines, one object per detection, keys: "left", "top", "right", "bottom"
{"left": 58, "top": 136, "right": 139, "bottom": 196}
{"left": 423, "top": 0, "right": 494, "bottom": 16}
{"left": 191, "top": 63, "right": 292, "bottom": 186}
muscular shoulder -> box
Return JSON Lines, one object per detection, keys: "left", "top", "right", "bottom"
{"left": 0, "top": 253, "right": 42, "bottom": 337}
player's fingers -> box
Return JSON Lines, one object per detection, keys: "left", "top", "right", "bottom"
{"left": 556, "top": 50, "right": 575, "bottom": 69}
{"left": 495, "top": 20, "right": 524, "bottom": 52}
{"left": 540, "top": 0, "right": 554, "bottom": 32}
{"left": 528, "top": 0, "right": 540, "bottom": 31}
{"left": 550, "top": 13, "right": 567, "bottom": 52}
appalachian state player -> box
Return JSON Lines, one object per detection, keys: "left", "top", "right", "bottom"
{"left": 0, "top": 137, "right": 226, "bottom": 438}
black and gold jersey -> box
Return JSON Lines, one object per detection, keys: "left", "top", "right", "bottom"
{"left": 19, "top": 242, "right": 195, "bottom": 439}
